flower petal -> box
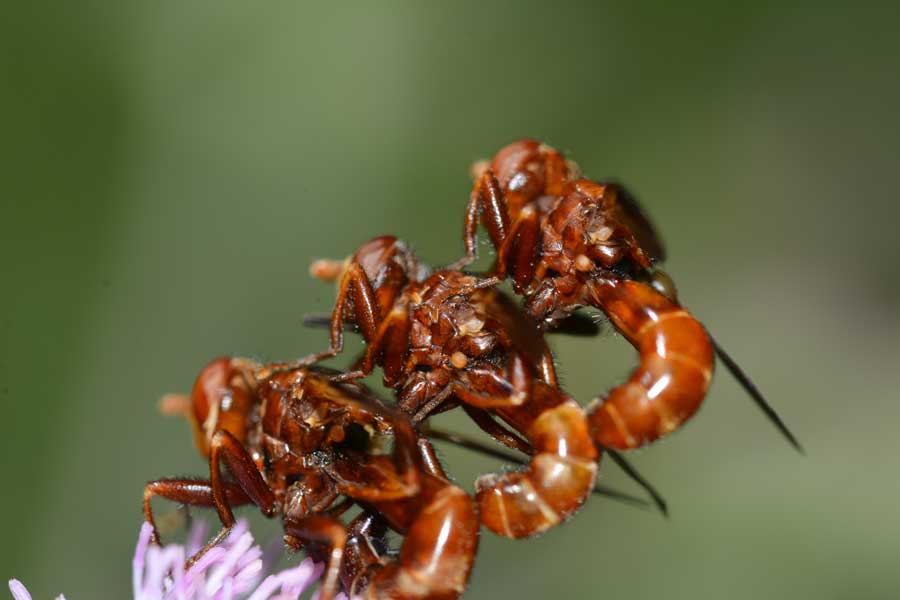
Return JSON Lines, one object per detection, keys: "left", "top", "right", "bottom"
{"left": 7, "top": 580, "right": 32, "bottom": 600}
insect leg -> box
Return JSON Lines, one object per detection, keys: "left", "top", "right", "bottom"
{"left": 186, "top": 429, "right": 277, "bottom": 567}
{"left": 339, "top": 511, "right": 391, "bottom": 594}
{"left": 449, "top": 352, "right": 534, "bottom": 410}
{"left": 416, "top": 437, "right": 450, "bottom": 481}
{"left": 459, "top": 405, "right": 532, "bottom": 454}
{"left": 142, "top": 479, "right": 251, "bottom": 545}
{"left": 257, "top": 262, "right": 381, "bottom": 378}
{"left": 326, "top": 304, "right": 410, "bottom": 385}
{"left": 495, "top": 203, "right": 541, "bottom": 290}
{"left": 450, "top": 169, "right": 509, "bottom": 270}
{"left": 283, "top": 514, "right": 347, "bottom": 600}
{"left": 365, "top": 483, "right": 479, "bottom": 600}
{"left": 209, "top": 429, "right": 275, "bottom": 524}
{"left": 304, "top": 376, "right": 422, "bottom": 499}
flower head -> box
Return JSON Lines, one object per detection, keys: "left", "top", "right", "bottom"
{"left": 10, "top": 519, "right": 355, "bottom": 600}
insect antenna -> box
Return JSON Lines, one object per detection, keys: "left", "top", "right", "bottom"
{"left": 425, "top": 427, "right": 661, "bottom": 513}
{"left": 708, "top": 333, "right": 804, "bottom": 454}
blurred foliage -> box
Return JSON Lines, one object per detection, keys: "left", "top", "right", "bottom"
{"left": 1, "top": 2, "right": 898, "bottom": 599}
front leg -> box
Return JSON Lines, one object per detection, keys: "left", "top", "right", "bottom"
{"left": 339, "top": 512, "right": 391, "bottom": 595}
{"left": 142, "top": 475, "right": 270, "bottom": 569}
{"left": 460, "top": 405, "right": 533, "bottom": 454}
{"left": 304, "top": 375, "right": 423, "bottom": 498}
{"left": 209, "top": 429, "right": 276, "bottom": 525}
{"left": 450, "top": 170, "right": 510, "bottom": 270}
{"left": 142, "top": 478, "right": 251, "bottom": 545}
{"left": 257, "top": 262, "right": 383, "bottom": 379}
{"left": 283, "top": 515, "right": 348, "bottom": 600}
{"left": 364, "top": 483, "right": 479, "bottom": 600}
{"left": 183, "top": 429, "right": 277, "bottom": 566}
{"left": 494, "top": 203, "right": 541, "bottom": 291}
{"left": 327, "top": 302, "right": 411, "bottom": 387}
{"left": 450, "top": 353, "right": 533, "bottom": 410}
{"left": 415, "top": 437, "right": 450, "bottom": 481}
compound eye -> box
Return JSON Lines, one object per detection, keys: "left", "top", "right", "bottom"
{"left": 507, "top": 170, "right": 541, "bottom": 196}
{"left": 507, "top": 171, "right": 530, "bottom": 191}
{"left": 191, "top": 357, "right": 231, "bottom": 428}
{"left": 352, "top": 236, "right": 401, "bottom": 280}
{"left": 491, "top": 139, "right": 541, "bottom": 186}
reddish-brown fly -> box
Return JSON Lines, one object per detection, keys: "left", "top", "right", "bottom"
{"left": 264, "top": 237, "right": 607, "bottom": 539}
{"left": 454, "top": 139, "right": 800, "bottom": 451}
{"left": 146, "top": 357, "right": 479, "bottom": 599}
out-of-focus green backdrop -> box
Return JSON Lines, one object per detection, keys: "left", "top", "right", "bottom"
{"left": 2, "top": 2, "right": 898, "bottom": 598}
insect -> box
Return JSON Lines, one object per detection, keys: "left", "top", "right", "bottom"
{"left": 262, "top": 236, "right": 602, "bottom": 539}
{"left": 145, "top": 357, "right": 479, "bottom": 599}
{"left": 454, "top": 139, "right": 801, "bottom": 451}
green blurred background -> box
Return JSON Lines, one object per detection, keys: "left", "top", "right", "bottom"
{"left": 2, "top": 2, "right": 899, "bottom": 598}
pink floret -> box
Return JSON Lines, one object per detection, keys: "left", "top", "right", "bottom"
{"left": 11, "top": 518, "right": 361, "bottom": 600}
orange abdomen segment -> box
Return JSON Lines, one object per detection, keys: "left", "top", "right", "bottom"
{"left": 588, "top": 280, "right": 714, "bottom": 449}
{"left": 365, "top": 485, "right": 479, "bottom": 600}
{"left": 476, "top": 397, "right": 598, "bottom": 539}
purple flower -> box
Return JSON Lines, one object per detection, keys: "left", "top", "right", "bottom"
{"left": 6, "top": 579, "right": 64, "bottom": 600}
{"left": 10, "top": 519, "right": 357, "bottom": 600}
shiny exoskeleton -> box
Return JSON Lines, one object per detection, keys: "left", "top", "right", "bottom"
{"left": 455, "top": 139, "right": 801, "bottom": 453}
{"left": 142, "top": 139, "right": 799, "bottom": 600}
{"left": 264, "top": 236, "right": 599, "bottom": 539}
{"left": 456, "top": 139, "right": 716, "bottom": 449}
{"left": 145, "top": 357, "right": 479, "bottom": 600}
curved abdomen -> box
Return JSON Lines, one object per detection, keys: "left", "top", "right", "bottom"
{"left": 476, "top": 384, "right": 598, "bottom": 538}
{"left": 362, "top": 483, "right": 479, "bottom": 600}
{"left": 587, "top": 279, "right": 714, "bottom": 449}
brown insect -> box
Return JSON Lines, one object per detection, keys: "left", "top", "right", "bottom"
{"left": 264, "top": 236, "right": 634, "bottom": 540}
{"left": 454, "top": 139, "right": 801, "bottom": 451}
{"left": 145, "top": 357, "right": 479, "bottom": 599}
